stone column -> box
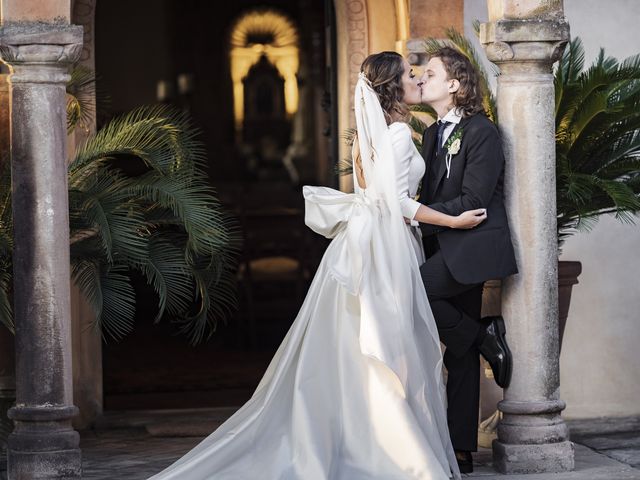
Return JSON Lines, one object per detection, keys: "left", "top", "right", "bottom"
{"left": 0, "top": 70, "right": 9, "bottom": 170}
{"left": 480, "top": 0, "right": 572, "bottom": 474}
{"left": 0, "top": 326, "right": 15, "bottom": 473}
{"left": 0, "top": 22, "right": 83, "bottom": 478}
{"left": 334, "top": 0, "right": 368, "bottom": 192}
{"left": 70, "top": 0, "right": 104, "bottom": 431}
{"left": 0, "top": 66, "right": 11, "bottom": 474}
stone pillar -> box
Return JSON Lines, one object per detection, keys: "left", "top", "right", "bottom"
{"left": 0, "top": 66, "right": 15, "bottom": 477}
{"left": 0, "top": 326, "right": 15, "bottom": 473}
{"left": 70, "top": 0, "right": 104, "bottom": 430}
{"left": 480, "top": 0, "right": 572, "bottom": 474}
{"left": 0, "top": 70, "right": 9, "bottom": 170}
{"left": 334, "top": 0, "right": 368, "bottom": 192}
{"left": 0, "top": 22, "right": 83, "bottom": 478}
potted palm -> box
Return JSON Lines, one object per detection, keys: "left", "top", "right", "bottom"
{"left": 553, "top": 37, "right": 640, "bottom": 345}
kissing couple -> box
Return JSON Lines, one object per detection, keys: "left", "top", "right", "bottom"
{"left": 149, "top": 46, "right": 517, "bottom": 480}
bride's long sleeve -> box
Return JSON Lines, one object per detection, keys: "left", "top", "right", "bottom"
{"left": 390, "top": 122, "right": 422, "bottom": 225}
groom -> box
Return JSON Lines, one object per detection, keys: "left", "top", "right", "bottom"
{"left": 417, "top": 47, "right": 518, "bottom": 473}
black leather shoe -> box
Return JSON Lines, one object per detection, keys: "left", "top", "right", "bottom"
{"left": 479, "top": 316, "right": 513, "bottom": 388}
{"left": 455, "top": 450, "right": 473, "bottom": 474}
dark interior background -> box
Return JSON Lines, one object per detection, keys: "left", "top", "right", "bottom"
{"left": 95, "top": 0, "right": 337, "bottom": 409}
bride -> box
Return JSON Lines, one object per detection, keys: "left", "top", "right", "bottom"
{"left": 149, "top": 51, "right": 486, "bottom": 480}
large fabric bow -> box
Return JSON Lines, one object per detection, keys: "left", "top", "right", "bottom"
{"left": 303, "top": 186, "right": 374, "bottom": 296}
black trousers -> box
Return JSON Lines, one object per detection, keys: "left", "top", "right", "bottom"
{"left": 420, "top": 248, "right": 484, "bottom": 452}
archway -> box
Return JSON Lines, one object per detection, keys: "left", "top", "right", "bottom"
{"left": 229, "top": 8, "right": 300, "bottom": 130}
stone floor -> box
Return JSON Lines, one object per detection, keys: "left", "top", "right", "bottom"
{"left": 4, "top": 410, "right": 640, "bottom": 479}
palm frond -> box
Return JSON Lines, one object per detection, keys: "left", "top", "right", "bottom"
{"left": 0, "top": 163, "right": 13, "bottom": 331}
{"left": 335, "top": 158, "right": 354, "bottom": 177}
{"left": 98, "top": 266, "right": 137, "bottom": 341}
{"left": 125, "top": 171, "right": 230, "bottom": 256}
{"left": 0, "top": 163, "right": 11, "bottom": 228}
{"left": 68, "top": 105, "right": 240, "bottom": 343}
{"left": 71, "top": 105, "right": 204, "bottom": 179}
{"left": 71, "top": 259, "right": 104, "bottom": 330}
{"left": 555, "top": 38, "right": 640, "bottom": 241}
{"left": 143, "top": 235, "right": 194, "bottom": 323}
{"left": 67, "top": 65, "right": 97, "bottom": 133}
{"left": 337, "top": 127, "right": 357, "bottom": 176}
{"left": 176, "top": 261, "right": 238, "bottom": 345}
{"left": 66, "top": 65, "right": 111, "bottom": 134}
{"left": 0, "top": 262, "right": 13, "bottom": 332}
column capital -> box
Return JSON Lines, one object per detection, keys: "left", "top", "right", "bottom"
{"left": 0, "top": 22, "right": 83, "bottom": 82}
{"left": 480, "top": 18, "right": 569, "bottom": 68}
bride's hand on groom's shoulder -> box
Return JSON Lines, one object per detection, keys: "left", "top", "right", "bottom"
{"left": 453, "top": 208, "right": 487, "bottom": 229}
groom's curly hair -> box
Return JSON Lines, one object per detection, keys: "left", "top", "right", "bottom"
{"left": 361, "top": 51, "right": 409, "bottom": 124}
{"left": 430, "top": 46, "right": 485, "bottom": 117}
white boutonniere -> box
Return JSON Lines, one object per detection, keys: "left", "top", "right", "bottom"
{"left": 444, "top": 128, "right": 464, "bottom": 178}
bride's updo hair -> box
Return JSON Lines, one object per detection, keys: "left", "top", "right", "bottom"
{"left": 360, "top": 51, "right": 409, "bottom": 124}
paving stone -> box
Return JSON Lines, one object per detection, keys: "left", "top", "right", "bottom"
{"left": 145, "top": 419, "right": 223, "bottom": 437}
{"left": 572, "top": 430, "right": 640, "bottom": 450}
{"left": 601, "top": 449, "right": 640, "bottom": 469}
{"left": 33, "top": 413, "right": 635, "bottom": 479}
{"left": 77, "top": 431, "right": 640, "bottom": 480}
{"left": 466, "top": 444, "right": 640, "bottom": 479}
{"left": 567, "top": 416, "right": 640, "bottom": 437}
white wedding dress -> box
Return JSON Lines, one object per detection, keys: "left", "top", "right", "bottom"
{"left": 149, "top": 78, "right": 461, "bottom": 480}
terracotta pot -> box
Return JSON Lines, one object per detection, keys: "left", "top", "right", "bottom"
{"left": 481, "top": 260, "right": 583, "bottom": 352}
{"left": 478, "top": 261, "right": 582, "bottom": 447}
{"left": 557, "top": 260, "right": 582, "bottom": 353}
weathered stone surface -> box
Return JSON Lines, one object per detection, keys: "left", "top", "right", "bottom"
{"left": 480, "top": 18, "right": 569, "bottom": 65}
{"left": 487, "top": 0, "right": 565, "bottom": 22}
{"left": 493, "top": 440, "right": 575, "bottom": 474}
{"left": 73, "top": 411, "right": 640, "bottom": 479}
{"left": 0, "top": 74, "right": 11, "bottom": 475}
{"left": 477, "top": 442, "right": 640, "bottom": 479}
{"left": 574, "top": 431, "right": 640, "bottom": 451}
{"left": 602, "top": 449, "right": 640, "bottom": 469}
{"left": 0, "top": 20, "right": 83, "bottom": 479}
{"left": 568, "top": 416, "right": 640, "bottom": 437}
{"left": 481, "top": 0, "right": 572, "bottom": 474}
{"left": 409, "top": 0, "right": 464, "bottom": 39}
{"left": 0, "top": 1, "right": 70, "bottom": 23}
{"left": 65, "top": 0, "right": 103, "bottom": 432}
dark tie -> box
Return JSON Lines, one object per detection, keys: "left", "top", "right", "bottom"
{"left": 436, "top": 120, "right": 450, "bottom": 156}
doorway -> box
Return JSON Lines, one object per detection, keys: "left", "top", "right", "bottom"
{"left": 94, "top": 0, "right": 338, "bottom": 410}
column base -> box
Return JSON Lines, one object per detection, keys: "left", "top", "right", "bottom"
{"left": 7, "top": 405, "right": 81, "bottom": 478}
{"left": 7, "top": 449, "right": 81, "bottom": 479}
{"left": 493, "top": 440, "right": 575, "bottom": 474}
{"left": 0, "top": 386, "right": 15, "bottom": 476}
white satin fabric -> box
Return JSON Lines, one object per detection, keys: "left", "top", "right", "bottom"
{"left": 388, "top": 121, "right": 427, "bottom": 265}
{"left": 148, "top": 76, "right": 461, "bottom": 480}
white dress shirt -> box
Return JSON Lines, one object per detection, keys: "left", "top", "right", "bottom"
{"left": 438, "top": 108, "right": 463, "bottom": 149}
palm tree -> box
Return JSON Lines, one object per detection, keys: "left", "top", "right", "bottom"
{"left": 0, "top": 75, "right": 240, "bottom": 344}
{"left": 554, "top": 38, "right": 640, "bottom": 242}
{"left": 0, "top": 164, "right": 12, "bottom": 332}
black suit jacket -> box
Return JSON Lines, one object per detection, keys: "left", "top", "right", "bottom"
{"left": 419, "top": 113, "right": 518, "bottom": 285}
